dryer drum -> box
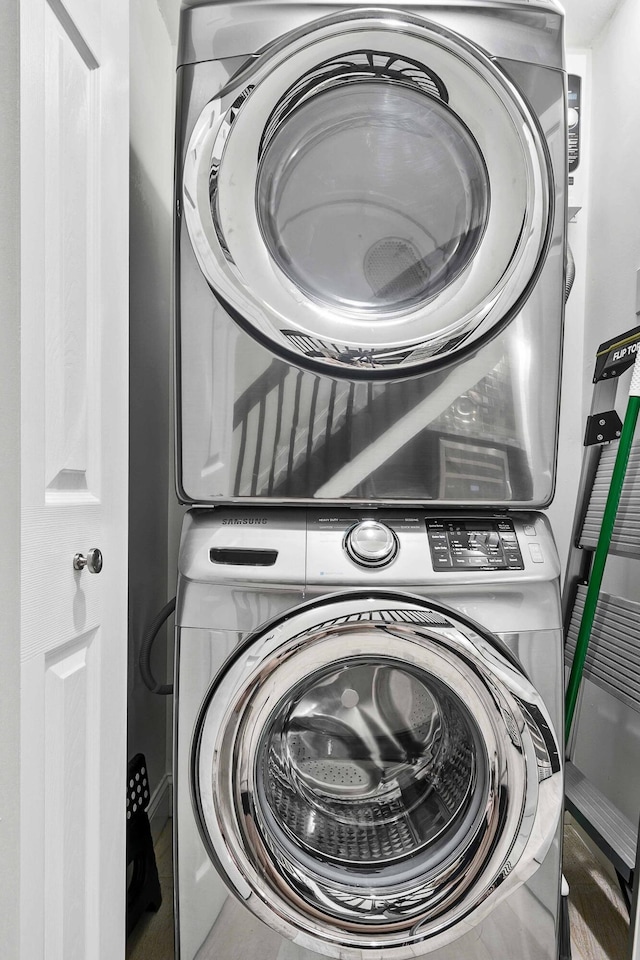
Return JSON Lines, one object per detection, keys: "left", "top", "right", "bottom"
{"left": 193, "top": 594, "right": 562, "bottom": 958}
{"left": 182, "top": 9, "right": 553, "bottom": 379}
{"left": 255, "top": 81, "right": 490, "bottom": 315}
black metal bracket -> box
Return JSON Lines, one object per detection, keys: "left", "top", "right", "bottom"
{"left": 584, "top": 410, "right": 623, "bottom": 446}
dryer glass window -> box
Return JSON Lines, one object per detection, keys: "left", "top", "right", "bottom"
{"left": 256, "top": 83, "right": 490, "bottom": 314}
{"left": 254, "top": 657, "right": 486, "bottom": 883}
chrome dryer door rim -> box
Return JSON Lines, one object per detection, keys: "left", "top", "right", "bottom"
{"left": 182, "top": 8, "right": 553, "bottom": 380}
{"left": 193, "top": 592, "right": 562, "bottom": 959}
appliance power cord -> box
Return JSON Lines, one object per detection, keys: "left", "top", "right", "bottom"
{"left": 565, "top": 243, "right": 575, "bottom": 303}
{"left": 139, "top": 597, "right": 176, "bottom": 695}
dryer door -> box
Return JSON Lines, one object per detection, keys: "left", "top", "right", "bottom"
{"left": 182, "top": 9, "right": 553, "bottom": 380}
{"left": 193, "top": 592, "right": 562, "bottom": 959}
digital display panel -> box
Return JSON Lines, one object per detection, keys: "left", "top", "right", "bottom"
{"left": 427, "top": 518, "right": 524, "bottom": 571}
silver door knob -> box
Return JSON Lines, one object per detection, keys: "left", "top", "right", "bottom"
{"left": 73, "top": 548, "right": 103, "bottom": 574}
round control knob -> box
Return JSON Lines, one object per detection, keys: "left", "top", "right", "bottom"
{"left": 568, "top": 106, "right": 579, "bottom": 129}
{"left": 345, "top": 520, "right": 398, "bottom": 567}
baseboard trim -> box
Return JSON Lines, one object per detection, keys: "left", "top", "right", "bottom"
{"left": 148, "top": 772, "right": 172, "bottom": 842}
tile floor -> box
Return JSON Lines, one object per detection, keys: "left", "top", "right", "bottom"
{"left": 127, "top": 818, "right": 631, "bottom": 960}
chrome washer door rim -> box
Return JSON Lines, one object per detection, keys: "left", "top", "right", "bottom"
{"left": 182, "top": 10, "right": 553, "bottom": 379}
{"left": 193, "top": 592, "right": 562, "bottom": 959}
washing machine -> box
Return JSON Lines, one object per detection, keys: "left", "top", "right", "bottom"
{"left": 176, "top": 0, "right": 567, "bottom": 506}
{"left": 175, "top": 507, "right": 564, "bottom": 960}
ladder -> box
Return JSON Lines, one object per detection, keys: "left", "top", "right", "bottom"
{"left": 562, "top": 324, "right": 640, "bottom": 957}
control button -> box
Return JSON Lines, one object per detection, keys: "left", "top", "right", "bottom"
{"left": 524, "top": 524, "right": 537, "bottom": 537}
{"left": 345, "top": 520, "right": 399, "bottom": 567}
{"left": 528, "top": 543, "right": 544, "bottom": 564}
{"left": 500, "top": 532, "right": 517, "bottom": 543}
{"left": 568, "top": 106, "right": 579, "bottom": 128}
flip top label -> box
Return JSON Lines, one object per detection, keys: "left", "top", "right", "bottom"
{"left": 594, "top": 325, "right": 640, "bottom": 382}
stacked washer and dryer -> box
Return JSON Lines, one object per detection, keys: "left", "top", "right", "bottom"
{"left": 173, "top": 2, "right": 567, "bottom": 959}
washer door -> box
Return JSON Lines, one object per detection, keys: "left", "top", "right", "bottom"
{"left": 182, "top": 9, "right": 553, "bottom": 379}
{"left": 193, "top": 593, "right": 562, "bottom": 959}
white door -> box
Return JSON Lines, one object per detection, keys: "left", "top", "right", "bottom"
{"left": 20, "top": 0, "right": 129, "bottom": 957}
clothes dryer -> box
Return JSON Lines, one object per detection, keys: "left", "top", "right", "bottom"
{"left": 175, "top": 507, "right": 564, "bottom": 960}
{"left": 176, "top": 0, "right": 567, "bottom": 506}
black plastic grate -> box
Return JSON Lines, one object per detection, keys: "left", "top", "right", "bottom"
{"left": 127, "top": 753, "right": 151, "bottom": 820}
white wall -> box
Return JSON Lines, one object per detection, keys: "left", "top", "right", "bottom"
{"left": 128, "top": 0, "right": 180, "bottom": 824}
{"left": 584, "top": 0, "right": 640, "bottom": 373}
{"left": 582, "top": 0, "right": 640, "bottom": 610}
{"left": 0, "top": 0, "right": 21, "bottom": 953}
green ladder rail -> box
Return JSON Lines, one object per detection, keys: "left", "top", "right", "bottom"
{"left": 565, "top": 344, "right": 640, "bottom": 742}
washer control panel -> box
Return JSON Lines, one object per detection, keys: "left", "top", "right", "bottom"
{"left": 427, "top": 518, "right": 524, "bottom": 571}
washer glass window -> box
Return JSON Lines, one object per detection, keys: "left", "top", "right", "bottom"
{"left": 255, "top": 657, "right": 486, "bottom": 888}
{"left": 256, "top": 83, "right": 490, "bottom": 313}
